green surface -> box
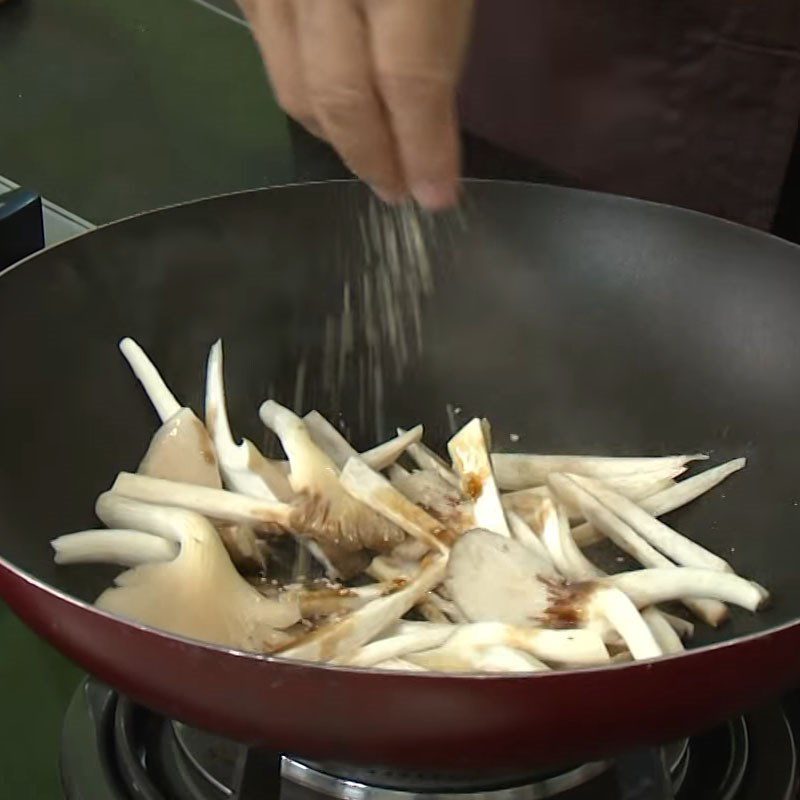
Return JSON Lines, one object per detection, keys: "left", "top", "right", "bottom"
{"left": 0, "top": 0, "right": 293, "bottom": 223}
{"left": 0, "top": 605, "right": 80, "bottom": 798}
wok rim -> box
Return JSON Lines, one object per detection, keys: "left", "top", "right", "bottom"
{"left": 3, "top": 178, "right": 800, "bottom": 283}
{"left": 1, "top": 177, "right": 797, "bottom": 681}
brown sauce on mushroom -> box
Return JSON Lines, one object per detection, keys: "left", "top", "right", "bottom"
{"left": 463, "top": 473, "right": 484, "bottom": 501}
{"left": 540, "top": 579, "right": 595, "bottom": 629}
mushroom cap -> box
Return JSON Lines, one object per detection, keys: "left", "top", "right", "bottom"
{"left": 138, "top": 407, "right": 222, "bottom": 488}
{"left": 261, "top": 401, "right": 406, "bottom": 553}
{"left": 446, "top": 528, "right": 559, "bottom": 625}
{"left": 95, "top": 497, "right": 299, "bottom": 652}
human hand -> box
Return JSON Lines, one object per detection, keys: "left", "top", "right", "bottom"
{"left": 239, "top": 0, "right": 474, "bottom": 210}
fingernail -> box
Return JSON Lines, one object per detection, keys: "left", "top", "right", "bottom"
{"left": 369, "top": 183, "right": 407, "bottom": 205}
{"left": 411, "top": 180, "right": 459, "bottom": 211}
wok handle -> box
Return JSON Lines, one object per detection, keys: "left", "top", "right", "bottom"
{"left": 0, "top": 187, "right": 45, "bottom": 270}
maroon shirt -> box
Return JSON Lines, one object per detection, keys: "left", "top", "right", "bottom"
{"left": 459, "top": 1, "right": 800, "bottom": 229}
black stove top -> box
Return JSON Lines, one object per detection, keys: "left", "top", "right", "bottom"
{"left": 60, "top": 678, "right": 799, "bottom": 800}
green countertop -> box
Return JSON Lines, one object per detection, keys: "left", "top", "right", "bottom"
{"left": 0, "top": 0, "right": 292, "bottom": 225}
{"left": 0, "top": 609, "right": 80, "bottom": 797}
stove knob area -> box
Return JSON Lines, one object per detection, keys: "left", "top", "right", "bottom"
{"left": 0, "top": 188, "right": 44, "bottom": 270}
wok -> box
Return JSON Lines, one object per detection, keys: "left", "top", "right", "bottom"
{"left": 1, "top": 180, "right": 800, "bottom": 773}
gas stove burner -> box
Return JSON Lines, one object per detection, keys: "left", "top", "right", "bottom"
{"left": 282, "top": 736, "right": 688, "bottom": 800}
{"left": 60, "top": 678, "right": 798, "bottom": 800}
{"left": 171, "top": 720, "right": 626, "bottom": 799}
{"left": 280, "top": 757, "right": 611, "bottom": 800}
{"left": 283, "top": 759, "right": 610, "bottom": 800}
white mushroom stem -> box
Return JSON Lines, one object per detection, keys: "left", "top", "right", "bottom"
{"left": 474, "top": 647, "right": 552, "bottom": 673}
{"left": 340, "top": 457, "right": 449, "bottom": 554}
{"left": 492, "top": 453, "right": 707, "bottom": 492}
{"left": 658, "top": 611, "right": 695, "bottom": 640}
{"left": 302, "top": 541, "right": 346, "bottom": 582}
{"left": 303, "top": 410, "right": 357, "bottom": 467}
{"left": 502, "top": 469, "right": 679, "bottom": 524}
{"left": 569, "top": 474, "right": 731, "bottom": 572}
{"left": 641, "top": 458, "right": 747, "bottom": 517}
{"left": 531, "top": 502, "right": 681, "bottom": 644}
{"left": 367, "top": 555, "right": 416, "bottom": 583}
{"left": 110, "top": 473, "right": 294, "bottom": 531}
{"left": 120, "top": 350, "right": 266, "bottom": 572}
{"left": 404, "top": 435, "right": 460, "bottom": 488}
{"left": 52, "top": 530, "right": 178, "bottom": 567}
{"left": 548, "top": 473, "right": 729, "bottom": 626}
{"left": 408, "top": 642, "right": 550, "bottom": 673}
{"left": 436, "top": 583, "right": 453, "bottom": 600}
{"left": 448, "top": 418, "right": 511, "bottom": 537}
{"left": 549, "top": 473, "right": 670, "bottom": 567}
{"left": 119, "top": 338, "right": 223, "bottom": 488}
{"left": 524, "top": 503, "right": 683, "bottom": 646}
{"left": 211, "top": 350, "right": 345, "bottom": 573}
{"left": 536, "top": 497, "right": 601, "bottom": 580}
{"left": 372, "top": 658, "right": 428, "bottom": 672}
{"left": 502, "top": 487, "right": 581, "bottom": 524}
{"left": 119, "top": 338, "right": 181, "bottom": 423}
{"left": 112, "top": 473, "right": 332, "bottom": 576}
{"left": 417, "top": 602, "right": 450, "bottom": 624}
{"left": 388, "top": 463, "right": 410, "bottom": 481}
{"left": 95, "top": 492, "right": 180, "bottom": 543}
{"left": 587, "top": 587, "right": 663, "bottom": 660}
{"left": 572, "top": 458, "right": 747, "bottom": 547}
{"left": 92, "top": 494, "right": 300, "bottom": 649}
{"left": 392, "top": 540, "right": 432, "bottom": 561}
{"left": 609, "top": 569, "right": 769, "bottom": 612}
{"left": 591, "top": 470, "right": 681, "bottom": 499}
{"left": 205, "top": 340, "right": 291, "bottom": 502}
{"left": 361, "top": 426, "right": 424, "bottom": 471}
{"left": 507, "top": 511, "right": 556, "bottom": 568}
{"left": 390, "top": 621, "right": 444, "bottom": 636}
{"left": 304, "top": 414, "right": 423, "bottom": 472}
{"left": 260, "top": 401, "right": 341, "bottom": 493}
{"left": 339, "top": 625, "right": 455, "bottom": 667}
{"left": 280, "top": 554, "right": 448, "bottom": 662}
{"left": 366, "top": 555, "right": 448, "bottom": 622}
{"left": 406, "top": 622, "right": 607, "bottom": 668}
{"left": 427, "top": 591, "right": 466, "bottom": 623}
{"left": 293, "top": 583, "right": 390, "bottom": 619}
{"left": 642, "top": 608, "right": 685, "bottom": 654}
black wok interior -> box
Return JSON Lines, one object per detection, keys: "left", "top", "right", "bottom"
{"left": 1, "top": 180, "right": 799, "bottom": 650}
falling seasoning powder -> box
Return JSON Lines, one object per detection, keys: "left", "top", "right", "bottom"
{"left": 291, "top": 192, "right": 466, "bottom": 444}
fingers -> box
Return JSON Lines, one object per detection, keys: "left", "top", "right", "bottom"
{"left": 364, "top": 0, "right": 474, "bottom": 210}
{"left": 241, "top": 0, "right": 322, "bottom": 138}
{"left": 296, "top": 0, "right": 406, "bottom": 201}
{"left": 241, "top": 0, "right": 474, "bottom": 210}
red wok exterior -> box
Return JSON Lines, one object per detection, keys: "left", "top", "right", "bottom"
{"left": 4, "top": 558, "right": 800, "bottom": 772}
